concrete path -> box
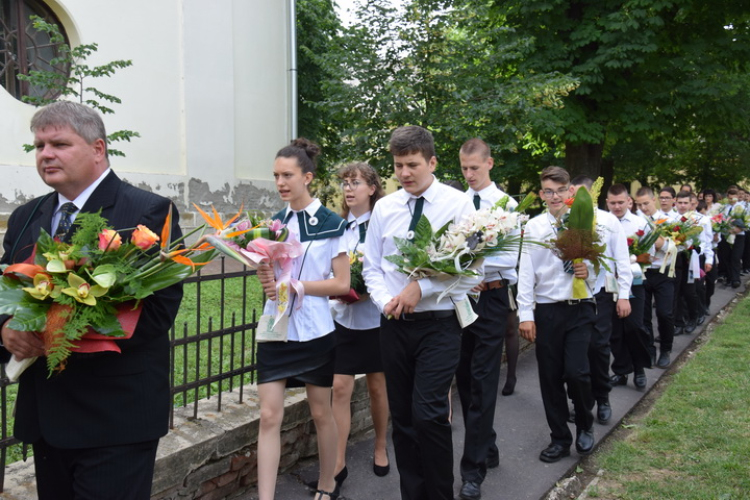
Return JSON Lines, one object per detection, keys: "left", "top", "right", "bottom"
{"left": 243, "top": 279, "right": 744, "bottom": 500}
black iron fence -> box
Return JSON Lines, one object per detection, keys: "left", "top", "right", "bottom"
{"left": 0, "top": 257, "right": 261, "bottom": 492}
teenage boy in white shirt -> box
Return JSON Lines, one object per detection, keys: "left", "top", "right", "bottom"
{"left": 517, "top": 166, "right": 597, "bottom": 464}
{"left": 455, "top": 138, "right": 518, "bottom": 500}
{"left": 363, "top": 126, "right": 479, "bottom": 500}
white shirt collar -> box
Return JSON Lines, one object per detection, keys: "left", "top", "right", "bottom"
{"left": 56, "top": 168, "right": 111, "bottom": 213}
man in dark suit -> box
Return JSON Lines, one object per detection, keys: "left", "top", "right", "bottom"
{"left": 0, "top": 101, "right": 183, "bottom": 499}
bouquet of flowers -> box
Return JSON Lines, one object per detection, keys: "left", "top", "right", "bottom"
{"left": 627, "top": 226, "right": 661, "bottom": 272}
{"left": 196, "top": 206, "right": 303, "bottom": 336}
{"left": 331, "top": 249, "right": 366, "bottom": 304}
{"left": 386, "top": 198, "right": 524, "bottom": 303}
{"left": 711, "top": 213, "right": 731, "bottom": 239}
{"left": 0, "top": 209, "right": 215, "bottom": 379}
{"left": 552, "top": 181, "right": 610, "bottom": 299}
{"left": 654, "top": 214, "right": 703, "bottom": 253}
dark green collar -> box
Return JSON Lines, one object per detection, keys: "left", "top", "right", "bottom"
{"left": 273, "top": 205, "right": 346, "bottom": 242}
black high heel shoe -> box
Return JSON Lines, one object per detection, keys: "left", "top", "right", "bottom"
{"left": 305, "top": 466, "right": 348, "bottom": 496}
{"left": 314, "top": 489, "right": 339, "bottom": 500}
{"left": 501, "top": 376, "right": 517, "bottom": 396}
{"left": 373, "top": 449, "right": 390, "bottom": 477}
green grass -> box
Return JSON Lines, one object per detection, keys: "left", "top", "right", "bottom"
{"left": 589, "top": 299, "right": 750, "bottom": 500}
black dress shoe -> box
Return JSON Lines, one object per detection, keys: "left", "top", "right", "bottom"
{"left": 501, "top": 376, "right": 516, "bottom": 396}
{"left": 539, "top": 443, "right": 570, "bottom": 463}
{"left": 486, "top": 449, "right": 500, "bottom": 469}
{"left": 685, "top": 320, "right": 697, "bottom": 334}
{"left": 576, "top": 428, "right": 595, "bottom": 455}
{"left": 633, "top": 369, "right": 647, "bottom": 389}
{"left": 697, "top": 314, "right": 706, "bottom": 326}
{"left": 458, "top": 480, "right": 482, "bottom": 500}
{"left": 610, "top": 373, "right": 628, "bottom": 386}
{"left": 597, "top": 399, "right": 612, "bottom": 425}
{"left": 656, "top": 350, "right": 671, "bottom": 368}
{"left": 732, "top": 281, "right": 741, "bottom": 288}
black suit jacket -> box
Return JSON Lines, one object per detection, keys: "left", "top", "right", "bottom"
{"left": 0, "top": 171, "right": 183, "bottom": 449}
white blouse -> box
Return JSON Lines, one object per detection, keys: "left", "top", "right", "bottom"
{"left": 262, "top": 199, "right": 347, "bottom": 342}
{"left": 330, "top": 211, "right": 381, "bottom": 330}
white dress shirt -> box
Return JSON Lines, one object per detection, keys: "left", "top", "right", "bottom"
{"left": 517, "top": 211, "right": 597, "bottom": 323}
{"left": 330, "top": 211, "right": 381, "bottom": 330}
{"left": 616, "top": 211, "right": 650, "bottom": 283}
{"left": 363, "top": 178, "right": 480, "bottom": 314}
{"left": 467, "top": 183, "right": 519, "bottom": 285}
{"left": 262, "top": 199, "right": 347, "bottom": 342}
{"left": 594, "top": 209, "right": 633, "bottom": 297}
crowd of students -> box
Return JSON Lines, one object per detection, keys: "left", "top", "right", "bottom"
{"left": 254, "top": 126, "right": 747, "bottom": 500}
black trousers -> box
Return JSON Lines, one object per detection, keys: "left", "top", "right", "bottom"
{"left": 643, "top": 269, "right": 676, "bottom": 352}
{"left": 535, "top": 301, "right": 596, "bottom": 448}
{"left": 591, "top": 290, "right": 615, "bottom": 402}
{"left": 743, "top": 230, "right": 750, "bottom": 271}
{"left": 456, "top": 286, "right": 508, "bottom": 483}
{"left": 673, "top": 253, "right": 701, "bottom": 327}
{"left": 705, "top": 254, "right": 718, "bottom": 311}
{"left": 611, "top": 284, "right": 652, "bottom": 375}
{"left": 718, "top": 234, "right": 745, "bottom": 284}
{"left": 380, "top": 313, "right": 461, "bottom": 500}
{"left": 32, "top": 438, "right": 159, "bottom": 500}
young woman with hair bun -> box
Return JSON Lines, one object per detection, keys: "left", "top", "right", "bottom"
{"left": 255, "top": 138, "right": 350, "bottom": 500}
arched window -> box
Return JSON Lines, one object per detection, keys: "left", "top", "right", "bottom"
{"left": 0, "top": 0, "right": 70, "bottom": 101}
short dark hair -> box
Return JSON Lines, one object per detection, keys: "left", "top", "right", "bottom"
{"left": 608, "top": 183, "right": 629, "bottom": 197}
{"left": 635, "top": 186, "right": 655, "bottom": 198}
{"left": 459, "top": 138, "right": 490, "bottom": 159}
{"left": 540, "top": 166, "right": 569, "bottom": 185}
{"left": 570, "top": 175, "right": 594, "bottom": 189}
{"left": 276, "top": 137, "right": 320, "bottom": 175}
{"left": 676, "top": 191, "right": 691, "bottom": 200}
{"left": 660, "top": 186, "right": 676, "bottom": 197}
{"left": 389, "top": 126, "right": 436, "bottom": 162}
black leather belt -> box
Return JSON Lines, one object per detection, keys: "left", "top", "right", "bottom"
{"left": 399, "top": 310, "right": 455, "bottom": 321}
{"left": 485, "top": 279, "right": 507, "bottom": 290}
{"left": 561, "top": 298, "right": 595, "bottom": 305}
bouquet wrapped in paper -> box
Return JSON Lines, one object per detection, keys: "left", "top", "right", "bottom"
{"left": 552, "top": 181, "right": 609, "bottom": 299}
{"left": 196, "top": 206, "right": 304, "bottom": 333}
{"left": 386, "top": 197, "right": 526, "bottom": 303}
{"left": 0, "top": 209, "right": 215, "bottom": 379}
{"left": 332, "top": 249, "right": 366, "bottom": 304}
{"left": 627, "top": 223, "right": 662, "bottom": 273}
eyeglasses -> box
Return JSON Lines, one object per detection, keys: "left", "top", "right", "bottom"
{"left": 659, "top": 196, "right": 673, "bottom": 201}
{"left": 542, "top": 187, "right": 569, "bottom": 199}
{"left": 340, "top": 180, "right": 363, "bottom": 190}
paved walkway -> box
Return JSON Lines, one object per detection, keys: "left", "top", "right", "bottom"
{"left": 243, "top": 279, "right": 744, "bottom": 500}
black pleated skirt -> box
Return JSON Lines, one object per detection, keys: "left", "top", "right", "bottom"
{"left": 257, "top": 333, "right": 335, "bottom": 388}
{"left": 333, "top": 322, "right": 384, "bottom": 375}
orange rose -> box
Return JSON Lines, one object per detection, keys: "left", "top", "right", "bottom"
{"left": 98, "top": 229, "right": 122, "bottom": 251}
{"left": 131, "top": 225, "right": 160, "bottom": 249}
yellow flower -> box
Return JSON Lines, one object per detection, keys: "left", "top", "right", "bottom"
{"left": 61, "top": 273, "right": 108, "bottom": 306}
{"left": 21, "top": 274, "right": 59, "bottom": 301}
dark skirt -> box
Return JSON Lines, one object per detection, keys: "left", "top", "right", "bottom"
{"left": 257, "top": 334, "right": 335, "bottom": 388}
{"left": 333, "top": 322, "right": 384, "bottom": 375}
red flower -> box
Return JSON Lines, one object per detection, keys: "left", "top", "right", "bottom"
{"left": 627, "top": 237, "right": 635, "bottom": 246}
{"left": 635, "top": 229, "right": 645, "bottom": 237}
{"left": 564, "top": 197, "right": 575, "bottom": 207}
{"left": 673, "top": 225, "right": 681, "bottom": 232}
{"left": 681, "top": 216, "right": 688, "bottom": 223}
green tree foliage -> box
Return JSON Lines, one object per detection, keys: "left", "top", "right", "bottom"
{"left": 303, "top": 0, "right": 578, "bottom": 193}
{"left": 18, "top": 16, "right": 140, "bottom": 157}
{"left": 487, "top": 0, "right": 750, "bottom": 189}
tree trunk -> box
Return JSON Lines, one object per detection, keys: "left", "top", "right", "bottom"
{"left": 565, "top": 141, "right": 605, "bottom": 180}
